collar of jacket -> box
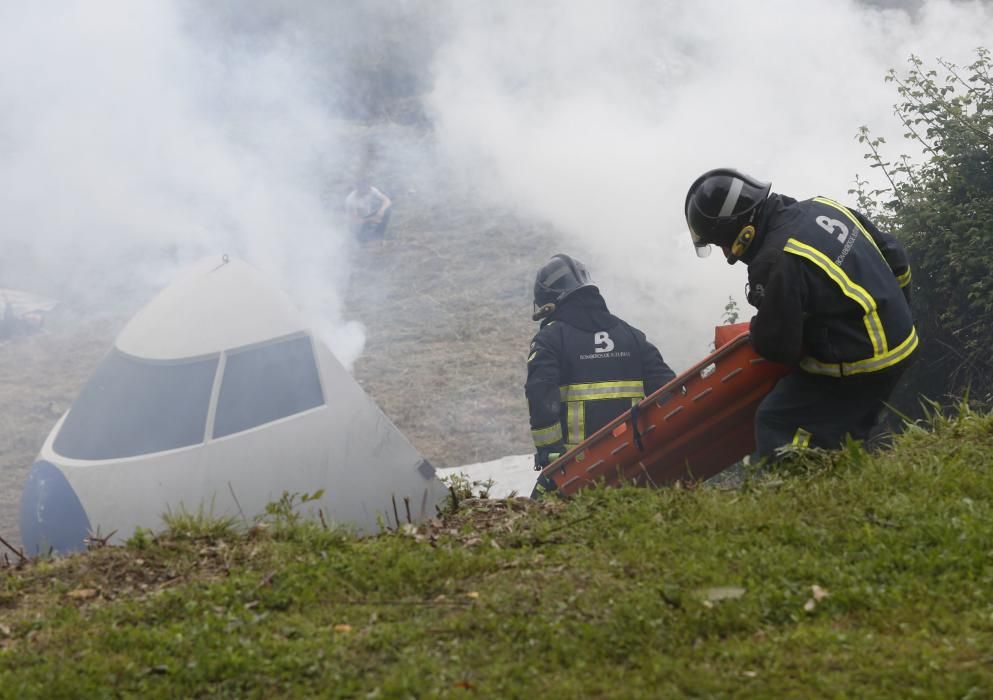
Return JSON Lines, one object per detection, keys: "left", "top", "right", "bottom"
{"left": 541, "top": 288, "right": 620, "bottom": 332}
{"left": 739, "top": 193, "right": 801, "bottom": 265}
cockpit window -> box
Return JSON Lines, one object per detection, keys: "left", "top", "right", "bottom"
{"left": 212, "top": 335, "right": 325, "bottom": 439}
{"left": 54, "top": 349, "right": 218, "bottom": 460}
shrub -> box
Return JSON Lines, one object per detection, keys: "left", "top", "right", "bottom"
{"left": 856, "top": 48, "right": 993, "bottom": 407}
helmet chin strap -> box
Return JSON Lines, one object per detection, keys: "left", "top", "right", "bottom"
{"left": 533, "top": 302, "right": 556, "bottom": 321}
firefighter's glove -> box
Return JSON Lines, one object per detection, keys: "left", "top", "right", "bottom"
{"left": 534, "top": 449, "right": 562, "bottom": 471}
{"left": 746, "top": 282, "right": 765, "bottom": 308}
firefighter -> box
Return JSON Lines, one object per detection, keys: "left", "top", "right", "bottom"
{"left": 526, "top": 254, "right": 676, "bottom": 474}
{"left": 684, "top": 168, "right": 917, "bottom": 462}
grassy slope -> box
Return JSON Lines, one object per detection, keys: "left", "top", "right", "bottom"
{"left": 2, "top": 409, "right": 992, "bottom": 698}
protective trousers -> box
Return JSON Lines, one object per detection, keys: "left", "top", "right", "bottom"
{"left": 753, "top": 365, "right": 907, "bottom": 462}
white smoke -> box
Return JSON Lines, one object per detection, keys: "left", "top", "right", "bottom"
{"left": 2, "top": 1, "right": 990, "bottom": 372}
{"left": 0, "top": 1, "right": 364, "bottom": 366}
{"left": 427, "top": 0, "right": 993, "bottom": 368}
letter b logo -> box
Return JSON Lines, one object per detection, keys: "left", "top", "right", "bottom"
{"left": 594, "top": 331, "right": 614, "bottom": 353}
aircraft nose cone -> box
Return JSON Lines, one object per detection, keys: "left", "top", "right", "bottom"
{"left": 19, "top": 461, "right": 91, "bottom": 555}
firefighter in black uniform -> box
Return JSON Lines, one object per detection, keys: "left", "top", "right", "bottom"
{"left": 684, "top": 168, "right": 917, "bottom": 461}
{"left": 526, "top": 254, "right": 676, "bottom": 473}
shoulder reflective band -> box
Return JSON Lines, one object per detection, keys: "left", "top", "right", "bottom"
{"left": 784, "top": 238, "right": 887, "bottom": 357}
{"left": 814, "top": 197, "right": 913, "bottom": 288}
{"left": 527, "top": 351, "right": 537, "bottom": 363}
{"left": 559, "top": 380, "right": 645, "bottom": 402}
{"left": 531, "top": 422, "right": 563, "bottom": 448}
{"left": 792, "top": 427, "right": 812, "bottom": 448}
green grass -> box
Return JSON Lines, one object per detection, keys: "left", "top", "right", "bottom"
{"left": 2, "top": 410, "right": 993, "bottom": 698}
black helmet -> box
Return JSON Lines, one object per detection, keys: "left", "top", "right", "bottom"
{"left": 685, "top": 168, "right": 771, "bottom": 263}
{"left": 532, "top": 254, "right": 597, "bottom": 320}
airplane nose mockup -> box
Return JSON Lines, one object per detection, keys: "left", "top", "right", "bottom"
{"left": 19, "top": 460, "right": 91, "bottom": 555}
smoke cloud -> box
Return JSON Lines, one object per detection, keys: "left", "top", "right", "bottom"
{"left": 0, "top": 1, "right": 365, "bottom": 365}
{"left": 427, "top": 0, "right": 993, "bottom": 367}
{"left": 1, "top": 1, "right": 990, "bottom": 372}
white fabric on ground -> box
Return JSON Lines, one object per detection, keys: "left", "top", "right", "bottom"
{"left": 437, "top": 453, "right": 537, "bottom": 499}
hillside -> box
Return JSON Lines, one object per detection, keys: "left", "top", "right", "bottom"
{"left": 343, "top": 176, "right": 554, "bottom": 469}
{"left": 2, "top": 408, "right": 992, "bottom": 697}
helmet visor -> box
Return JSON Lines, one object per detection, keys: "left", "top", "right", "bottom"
{"left": 688, "top": 219, "right": 713, "bottom": 257}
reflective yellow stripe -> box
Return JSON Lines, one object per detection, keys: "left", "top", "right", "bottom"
{"left": 814, "top": 197, "right": 913, "bottom": 289}
{"left": 527, "top": 351, "right": 537, "bottom": 363}
{"left": 785, "top": 238, "right": 887, "bottom": 356}
{"left": 531, "top": 422, "right": 562, "bottom": 448}
{"left": 560, "top": 380, "right": 645, "bottom": 402}
{"left": 800, "top": 327, "right": 918, "bottom": 377}
{"left": 566, "top": 401, "right": 585, "bottom": 444}
{"left": 792, "top": 428, "right": 812, "bottom": 448}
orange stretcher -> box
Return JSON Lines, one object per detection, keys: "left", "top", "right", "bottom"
{"left": 536, "top": 323, "right": 791, "bottom": 497}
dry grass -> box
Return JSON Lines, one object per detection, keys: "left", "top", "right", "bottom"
{"left": 343, "top": 130, "right": 559, "bottom": 467}
{"left": 346, "top": 202, "right": 553, "bottom": 467}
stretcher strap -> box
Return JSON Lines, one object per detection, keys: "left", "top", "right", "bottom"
{"left": 629, "top": 402, "right": 645, "bottom": 452}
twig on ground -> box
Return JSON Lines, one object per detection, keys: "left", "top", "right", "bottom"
{"left": 84, "top": 529, "right": 118, "bottom": 549}
{"left": 227, "top": 482, "right": 248, "bottom": 525}
{"left": 0, "top": 534, "right": 27, "bottom": 563}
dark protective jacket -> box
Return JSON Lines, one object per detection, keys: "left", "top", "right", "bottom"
{"left": 745, "top": 194, "right": 916, "bottom": 376}
{"left": 525, "top": 288, "right": 676, "bottom": 460}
